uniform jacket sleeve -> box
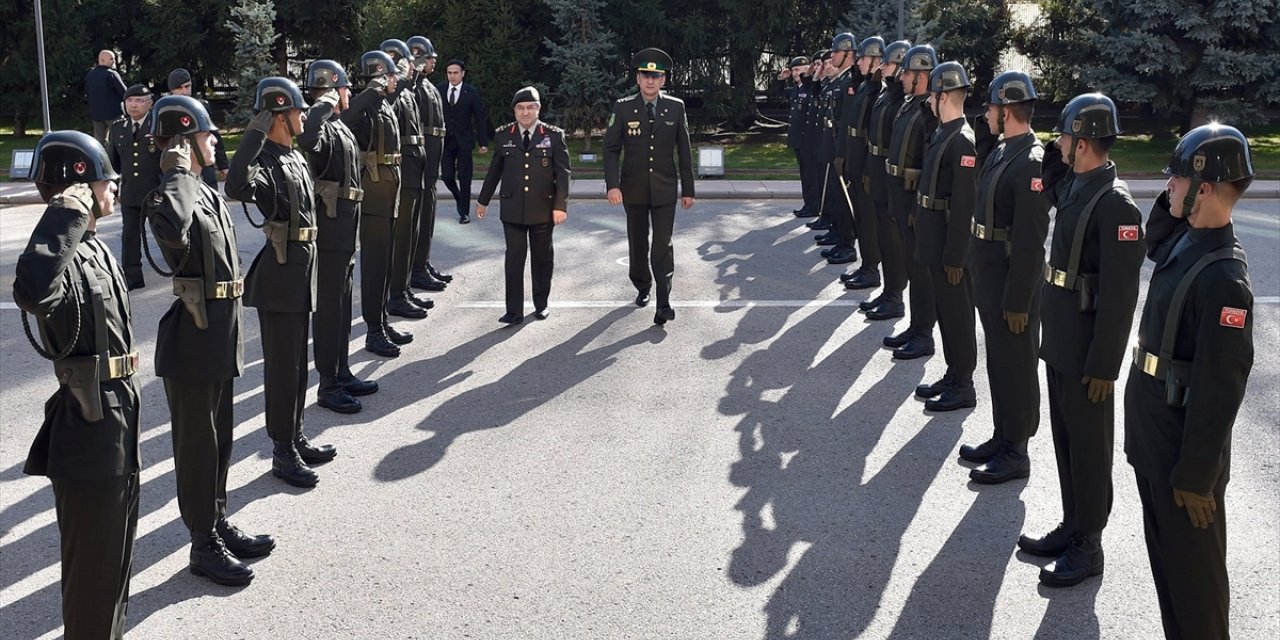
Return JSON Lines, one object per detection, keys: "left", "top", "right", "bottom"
{"left": 942, "top": 134, "right": 978, "bottom": 268}
{"left": 1040, "top": 141, "right": 1069, "bottom": 207}
{"left": 13, "top": 194, "right": 92, "bottom": 318}
{"left": 553, "top": 128, "right": 571, "bottom": 211}
{"left": 1003, "top": 148, "right": 1051, "bottom": 313}
{"left": 340, "top": 88, "right": 383, "bottom": 131}
{"left": 476, "top": 129, "right": 505, "bottom": 207}
{"left": 298, "top": 101, "right": 333, "bottom": 154}
{"left": 1171, "top": 273, "right": 1254, "bottom": 493}
{"left": 1083, "top": 192, "right": 1145, "bottom": 380}
{"left": 146, "top": 169, "right": 202, "bottom": 256}
{"left": 213, "top": 130, "right": 230, "bottom": 171}
{"left": 1144, "top": 191, "right": 1186, "bottom": 262}
{"left": 603, "top": 102, "right": 624, "bottom": 191}
{"left": 676, "top": 102, "right": 695, "bottom": 198}
{"left": 107, "top": 123, "right": 123, "bottom": 182}
{"left": 224, "top": 128, "right": 270, "bottom": 205}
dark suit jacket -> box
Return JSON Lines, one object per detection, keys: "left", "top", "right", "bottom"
{"left": 108, "top": 115, "right": 163, "bottom": 207}
{"left": 439, "top": 82, "right": 488, "bottom": 149}
{"left": 603, "top": 93, "right": 696, "bottom": 207}
{"left": 478, "top": 121, "right": 571, "bottom": 225}
{"left": 85, "top": 65, "right": 127, "bottom": 121}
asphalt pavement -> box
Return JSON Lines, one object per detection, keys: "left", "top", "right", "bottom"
{"left": 1, "top": 194, "right": 1277, "bottom": 639}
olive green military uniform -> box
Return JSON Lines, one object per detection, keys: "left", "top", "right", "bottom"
{"left": 886, "top": 94, "right": 939, "bottom": 337}
{"left": 412, "top": 75, "right": 447, "bottom": 280}
{"left": 106, "top": 114, "right": 162, "bottom": 288}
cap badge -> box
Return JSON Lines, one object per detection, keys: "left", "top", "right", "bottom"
{"left": 179, "top": 115, "right": 192, "bottom": 127}
{"left": 73, "top": 161, "right": 87, "bottom": 175}
{"left": 1193, "top": 154, "right": 1206, "bottom": 172}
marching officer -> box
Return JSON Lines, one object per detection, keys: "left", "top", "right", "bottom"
{"left": 226, "top": 77, "right": 336, "bottom": 488}
{"left": 911, "top": 61, "right": 978, "bottom": 412}
{"left": 15, "top": 130, "right": 140, "bottom": 638}
{"left": 963, "top": 70, "right": 1051, "bottom": 483}
{"left": 106, "top": 83, "right": 161, "bottom": 290}
{"left": 381, "top": 39, "right": 433, "bottom": 320}
{"left": 603, "top": 47, "right": 696, "bottom": 326}
{"left": 1126, "top": 124, "right": 1256, "bottom": 639}
{"left": 859, "top": 39, "right": 911, "bottom": 320}
{"left": 784, "top": 56, "right": 818, "bottom": 218}
{"left": 837, "top": 36, "right": 887, "bottom": 290}
{"left": 476, "top": 87, "right": 571, "bottom": 324}
{"left": 407, "top": 36, "right": 455, "bottom": 294}
{"left": 299, "top": 60, "right": 380, "bottom": 414}
{"left": 145, "top": 96, "right": 272, "bottom": 586}
{"left": 341, "top": 51, "right": 411, "bottom": 356}
{"left": 1019, "top": 92, "right": 1144, "bottom": 588}
{"left": 882, "top": 44, "right": 939, "bottom": 360}
{"left": 815, "top": 33, "right": 858, "bottom": 266}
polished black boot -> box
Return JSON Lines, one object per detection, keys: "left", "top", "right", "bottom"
{"left": 858, "top": 291, "right": 885, "bottom": 311}
{"left": 883, "top": 327, "right": 915, "bottom": 349}
{"left": 189, "top": 531, "right": 254, "bottom": 586}
{"left": 296, "top": 433, "right": 337, "bottom": 465}
{"left": 411, "top": 272, "right": 448, "bottom": 291}
{"left": 1040, "top": 533, "right": 1104, "bottom": 588}
{"left": 654, "top": 306, "right": 676, "bottom": 326}
{"left": 925, "top": 381, "right": 976, "bottom": 411}
{"left": 892, "top": 333, "right": 935, "bottom": 360}
{"left": 385, "top": 323, "right": 413, "bottom": 345}
{"left": 843, "top": 266, "right": 880, "bottom": 289}
{"left": 407, "top": 292, "right": 435, "bottom": 310}
{"left": 499, "top": 311, "right": 524, "bottom": 325}
{"left": 272, "top": 441, "right": 319, "bottom": 488}
{"left": 364, "top": 332, "right": 401, "bottom": 358}
{"left": 427, "top": 263, "right": 453, "bottom": 282}
{"left": 815, "top": 232, "right": 838, "bottom": 246}
{"left": 865, "top": 298, "right": 906, "bottom": 321}
{"left": 826, "top": 247, "right": 857, "bottom": 265}
{"left": 317, "top": 377, "right": 361, "bottom": 414}
{"left": 215, "top": 519, "right": 275, "bottom": 559}
{"left": 387, "top": 297, "right": 427, "bottom": 319}
{"left": 959, "top": 437, "right": 1005, "bottom": 463}
{"left": 338, "top": 371, "right": 379, "bottom": 396}
{"left": 1018, "top": 522, "right": 1077, "bottom": 558}
{"left": 969, "top": 446, "right": 1031, "bottom": 485}
{"left": 915, "top": 374, "right": 954, "bottom": 399}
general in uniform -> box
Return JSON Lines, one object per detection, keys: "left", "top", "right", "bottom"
{"left": 106, "top": 83, "right": 161, "bottom": 290}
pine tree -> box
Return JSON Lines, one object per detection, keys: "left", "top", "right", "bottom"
{"left": 542, "top": 0, "right": 618, "bottom": 151}
{"left": 840, "top": 1, "right": 922, "bottom": 42}
{"left": 225, "top": 0, "right": 279, "bottom": 124}
{"left": 915, "top": 0, "right": 1012, "bottom": 98}
{"left": 1010, "top": 0, "right": 1106, "bottom": 103}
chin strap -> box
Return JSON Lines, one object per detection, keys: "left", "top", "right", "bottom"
{"left": 1182, "top": 177, "right": 1202, "bottom": 218}
{"left": 187, "top": 133, "right": 210, "bottom": 169}
{"left": 997, "top": 105, "right": 1006, "bottom": 136}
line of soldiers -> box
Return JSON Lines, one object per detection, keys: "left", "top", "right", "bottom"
{"left": 783, "top": 31, "right": 1257, "bottom": 639}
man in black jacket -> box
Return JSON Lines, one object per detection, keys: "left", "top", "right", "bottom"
{"left": 476, "top": 87, "right": 571, "bottom": 324}
{"left": 440, "top": 59, "right": 489, "bottom": 223}
{"left": 107, "top": 83, "right": 161, "bottom": 290}
{"left": 86, "top": 50, "right": 127, "bottom": 144}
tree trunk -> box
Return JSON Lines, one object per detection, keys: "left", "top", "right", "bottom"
{"left": 273, "top": 37, "right": 289, "bottom": 76}
{"left": 728, "top": 48, "right": 757, "bottom": 131}
{"left": 14, "top": 113, "right": 26, "bottom": 137}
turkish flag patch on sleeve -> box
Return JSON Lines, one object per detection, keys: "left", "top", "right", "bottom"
{"left": 1220, "top": 307, "right": 1247, "bottom": 328}
{"left": 1118, "top": 225, "right": 1139, "bottom": 241}
{"left": 960, "top": 155, "right": 976, "bottom": 167}
{"left": 1030, "top": 177, "right": 1044, "bottom": 192}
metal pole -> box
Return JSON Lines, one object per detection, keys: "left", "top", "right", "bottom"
{"left": 34, "top": 0, "right": 52, "bottom": 132}
{"left": 897, "top": 0, "right": 906, "bottom": 41}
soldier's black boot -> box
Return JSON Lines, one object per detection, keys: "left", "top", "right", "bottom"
{"left": 915, "top": 374, "right": 954, "bottom": 399}
{"left": 296, "top": 432, "right": 337, "bottom": 465}
{"left": 1039, "top": 533, "right": 1104, "bottom": 588}
{"left": 892, "top": 333, "right": 935, "bottom": 360}
{"left": 959, "top": 437, "right": 1005, "bottom": 463}
{"left": 364, "top": 332, "right": 401, "bottom": 358}
{"left": 411, "top": 272, "right": 448, "bottom": 291}
{"left": 925, "top": 381, "right": 977, "bottom": 411}
{"left": 387, "top": 297, "right": 427, "bottom": 319}
{"left": 384, "top": 322, "right": 413, "bottom": 345}
{"left": 805, "top": 218, "right": 831, "bottom": 229}
{"left": 407, "top": 291, "right": 435, "bottom": 310}
{"left": 866, "top": 297, "right": 906, "bottom": 321}
{"left": 317, "top": 376, "right": 361, "bottom": 414}
{"left": 272, "top": 441, "right": 319, "bottom": 488}
{"left": 1018, "top": 522, "right": 1077, "bottom": 557}
{"left": 216, "top": 519, "right": 275, "bottom": 559}
{"left": 189, "top": 531, "right": 254, "bottom": 586}
{"left": 969, "top": 445, "right": 1031, "bottom": 484}
{"left": 427, "top": 263, "right": 453, "bottom": 282}
{"left": 858, "top": 291, "right": 885, "bottom": 311}
{"left": 882, "top": 327, "right": 914, "bottom": 349}
{"left": 843, "top": 266, "right": 880, "bottom": 289}
{"left": 338, "top": 370, "right": 379, "bottom": 396}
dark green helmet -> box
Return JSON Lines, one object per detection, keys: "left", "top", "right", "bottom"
{"left": 407, "top": 36, "right": 437, "bottom": 59}
{"left": 380, "top": 38, "right": 413, "bottom": 63}
{"left": 831, "top": 32, "right": 856, "bottom": 52}
{"left": 360, "top": 51, "right": 397, "bottom": 78}
{"left": 29, "top": 130, "right": 118, "bottom": 183}
{"left": 150, "top": 95, "right": 218, "bottom": 137}
{"left": 858, "top": 36, "right": 885, "bottom": 59}
{"left": 788, "top": 56, "right": 810, "bottom": 68}
{"left": 1164, "top": 123, "right": 1254, "bottom": 183}
{"left": 882, "top": 40, "right": 912, "bottom": 66}
{"left": 903, "top": 44, "right": 937, "bottom": 72}
{"left": 1054, "top": 93, "right": 1121, "bottom": 138}
{"left": 254, "top": 77, "right": 308, "bottom": 113}
{"left": 928, "top": 61, "right": 970, "bottom": 93}
{"left": 988, "top": 70, "right": 1037, "bottom": 105}
{"left": 306, "top": 60, "right": 350, "bottom": 89}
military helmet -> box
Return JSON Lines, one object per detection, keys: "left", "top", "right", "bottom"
{"left": 1164, "top": 123, "right": 1255, "bottom": 183}
{"left": 150, "top": 95, "right": 218, "bottom": 137}
{"left": 882, "top": 40, "right": 912, "bottom": 66}
{"left": 858, "top": 36, "right": 885, "bottom": 59}
{"left": 1054, "top": 93, "right": 1121, "bottom": 138}
{"left": 903, "top": 44, "right": 937, "bottom": 72}
{"left": 254, "top": 77, "right": 308, "bottom": 113}
{"left": 788, "top": 56, "right": 810, "bottom": 68}
{"left": 360, "top": 51, "right": 397, "bottom": 78}
{"left": 381, "top": 38, "right": 413, "bottom": 63}
{"left": 989, "top": 70, "right": 1037, "bottom": 105}
{"left": 306, "top": 60, "right": 350, "bottom": 90}
{"left": 831, "top": 32, "right": 856, "bottom": 52}
{"left": 811, "top": 50, "right": 827, "bottom": 62}
{"left": 407, "top": 36, "right": 437, "bottom": 59}
{"left": 28, "top": 130, "right": 119, "bottom": 184}
{"left": 928, "top": 61, "right": 970, "bottom": 93}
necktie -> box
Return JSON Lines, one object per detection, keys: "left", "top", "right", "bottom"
{"left": 132, "top": 122, "right": 139, "bottom": 137}
{"left": 522, "top": 130, "right": 531, "bottom": 150}
{"left": 450, "top": 86, "right": 457, "bottom": 105}
{"left": 646, "top": 102, "right": 656, "bottom": 130}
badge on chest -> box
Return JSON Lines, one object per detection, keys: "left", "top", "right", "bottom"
{"left": 627, "top": 121, "right": 643, "bottom": 136}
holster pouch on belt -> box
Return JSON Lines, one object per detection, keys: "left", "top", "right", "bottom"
{"left": 1076, "top": 274, "right": 1099, "bottom": 313}
{"left": 264, "top": 220, "right": 290, "bottom": 265}
{"left": 903, "top": 168, "right": 921, "bottom": 191}
{"left": 172, "top": 277, "right": 210, "bottom": 329}
{"left": 363, "top": 153, "right": 380, "bottom": 183}
{"left": 1164, "top": 361, "right": 1192, "bottom": 408}
{"left": 316, "top": 180, "right": 340, "bottom": 219}
{"left": 55, "top": 355, "right": 104, "bottom": 422}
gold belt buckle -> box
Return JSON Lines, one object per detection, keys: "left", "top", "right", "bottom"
{"left": 1133, "top": 347, "right": 1161, "bottom": 377}
{"left": 107, "top": 351, "right": 139, "bottom": 378}
{"left": 295, "top": 227, "right": 319, "bottom": 242}
{"left": 214, "top": 279, "right": 244, "bottom": 298}
{"left": 886, "top": 163, "right": 901, "bottom": 177}
{"left": 971, "top": 220, "right": 987, "bottom": 239}
{"left": 1044, "top": 266, "right": 1069, "bottom": 287}
{"left": 343, "top": 187, "right": 364, "bottom": 201}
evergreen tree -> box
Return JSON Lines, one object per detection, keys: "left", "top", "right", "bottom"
{"left": 840, "top": 1, "right": 922, "bottom": 42}
{"left": 542, "top": 0, "right": 618, "bottom": 151}
{"left": 915, "top": 0, "right": 1011, "bottom": 99}
{"left": 1010, "top": 0, "right": 1106, "bottom": 103}
{"left": 225, "top": 0, "right": 279, "bottom": 124}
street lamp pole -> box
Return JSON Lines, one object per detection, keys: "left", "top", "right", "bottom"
{"left": 34, "top": 0, "right": 52, "bottom": 133}
{"left": 898, "top": 0, "right": 906, "bottom": 40}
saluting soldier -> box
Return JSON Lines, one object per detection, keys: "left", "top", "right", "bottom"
{"left": 784, "top": 56, "right": 818, "bottom": 218}
{"left": 911, "top": 61, "right": 978, "bottom": 412}
{"left": 858, "top": 39, "right": 911, "bottom": 320}
{"left": 381, "top": 39, "right": 433, "bottom": 320}
{"left": 1126, "top": 125, "right": 1256, "bottom": 639}
{"left": 837, "top": 36, "right": 887, "bottom": 290}
{"left": 963, "top": 71, "right": 1050, "bottom": 484}
{"left": 1020, "top": 93, "right": 1144, "bottom": 588}
{"left": 106, "top": 83, "right": 161, "bottom": 290}
{"left": 145, "top": 96, "right": 272, "bottom": 586}
{"left": 881, "top": 44, "right": 939, "bottom": 360}
{"left": 167, "top": 69, "right": 230, "bottom": 189}
{"left": 603, "top": 47, "right": 696, "bottom": 326}
{"left": 226, "top": 77, "right": 336, "bottom": 489}
{"left": 407, "top": 36, "right": 455, "bottom": 294}
{"left": 801, "top": 50, "right": 830, "bottom": 228}
{"left": 816, "top": 34, "right": 858, "bottom": 266}
{"left": 299, "top": 60, "right": 380, "bottom": 414}
{"left": 476, "top": 87, "right": 571, "bottom": 324}
{"left": 15, "top": 131, "right": 140, "bottom": 638}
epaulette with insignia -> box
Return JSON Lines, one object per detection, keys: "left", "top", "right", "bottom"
{"left": 617, "top": 95, "right": 638, "bottom": 103}
{"left": 662, "top": 94, "right": 685, "bottom": 105}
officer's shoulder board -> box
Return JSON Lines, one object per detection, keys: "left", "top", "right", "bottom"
{"left": 660, "top": 93, "right": 685, "bottom": 106}
{"left": 542, "top": 123, "right": 564, "bottom": 134}
{"left": 496, "top": 122, "right": 515, "bottom": 135}
{"left": 616, "top": 94, "right": 639, "bottom": 104}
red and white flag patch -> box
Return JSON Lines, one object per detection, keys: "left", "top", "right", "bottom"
{"left": 1220, "top": 307, "right": 1247, "bottom": 328}
{"left": 1030, "top": 177, "right": 1044, "bottom": 192}
{"left": 1118, "top": 225, "right": 1140, "bottom": 241}
{"left": 960, "top": 155, "right": 976, "bottom": 168}
{"left": 848, "top": 87, "right": 855, "bottom": 95}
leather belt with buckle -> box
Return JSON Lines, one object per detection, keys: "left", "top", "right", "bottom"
{"left": 401, "top": 135, "right": 425, "bottom": 145}
{"left": 426, "top": 127, "right": 446, "bottom": 137}
{"left": 916, "top": 194, "right": 948, "bottom": 211}
{"left": 1132, "top": 346, "right": 1161, "bottom": 378}
{"left": 1044, "top": 264, "right": 1071, "bottom": 288}
{"left": 212, "top": 279, "right": 244, "bottom": 299}
{"left": 971, "top": 221, "right": 1007, "bottom": 241}
{"left": 105, "top": 351, "right": 140, "bottom": 379}
{"left": 848, "top": 126, "right": 864, "bottom": 138}
{"left": 290, "top": 227, "right": 319, "bottom": 242}
{"left": 365, "top": 153, "right": 402, "bottom": 166}
{"left": 886, "top": 162, "right": 905, "bottom": 177}
{"left": 341, "top": 187, "right": 364, "bottom": 202}
{"left": 869, "top": 144, "right": 887, "bottom": 157}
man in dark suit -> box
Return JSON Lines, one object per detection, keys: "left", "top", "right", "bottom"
{"left": 603, "top": 48, "right": 696, "bottom": 326}
{"left": 439, "top": 59, "right": 488, "bottom": 223}
{"left": 106, "top": 83, "right": 162, "bottom": 290}
{"left": 476, "top": 87, "right": 571, "bottom": 324}
{"left": 86, "top": 50, "right": 127, "bottom": 144}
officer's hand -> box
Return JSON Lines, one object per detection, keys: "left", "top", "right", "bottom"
{"left": 475, "top": 203, "right": 487, "bottom": 220}
{"left": 833, "top": 157, "right": 845, "bottom": 177}
{"left": 1003, "top": 310, "right": 1029, "bottom": 335}
{"left": 944, "top": 265, "right": 964, "bottom": 286}
{"left": 682, "top": 197, "right": 695, "bottom": 210}
{"left": 974, "top": 113, "right": 997, "bottom": 157}
{"left": 607, "top": 188, "right": 623, "bottom": 205}
{"left": 316, "top": 89, "right": 339, "bottom": 108}
{"left": 62, "top": 182, "right": 97, "bottom": 212}
{"left": 1044, "top": 139, "right": 1063, "bottom": 166}
{"left": 1081, "top": 375, "right": 1114, "bottom": 403}
{"left": 552, "top": 209, "right": 567, "bottom": 225}
{"left": 478, "top": 146, "right": 488, "bottom": 154}
{"left": 161, "top": 137, "right": 193, "bottom": 174}
{"left": 248, "top": 109, "right": 275, "bottom": 134}
{"left": 368, "top": 76, "right": 390, "bottom": 96}
{"left": 217, "top": 169, "right": 228, "bottom": 182}
{"left": 1173, "top": 488, "right": 1216, "bottom": 529}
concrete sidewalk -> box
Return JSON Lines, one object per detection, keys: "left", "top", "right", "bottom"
{"left": 3, "top": 178, "right": 1279, "bottom": 206}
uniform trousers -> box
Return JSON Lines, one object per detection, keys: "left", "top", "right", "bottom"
{"left": 888, "top": 179, "right": 936, "bottom": 333}
{"left": 928, "top": 264, "right": 977, "bottom": 383}
{"left": 625, "top": 203, "right": 677, "bottom": 308}
{"left": 313, "top": 248, "right": 356, "bottom": 386}
{"left": 872, "top": 190, "right": 908, "bottom": 299}
{"left": 847, "top": 146, "right": 881, "bottom": 270}
{"left": 258, "top": 310, "right": 310, "bottom": 444}
{"left": 441, "top": 137, "right": 474, "bottom": 215}
{"left": 503, "top": 221, "right": 554, "bottom": 316}
{"left": 164, "top": 378, "right": 234, "bottom": 534}
{"left": 971, "top": 259, "right": 1041, "bottom": 442}
{"left": 120, "top": 205, "right": 144, "bottom": 284}
{"left": 360, "top": 167, "right": 400, "bottom": 333}
{"left": 390, "top": 183, "right": 423, "bottom": 301}
{"left": 1047, "top": 364, "right": 1114, "bottom": 536}
{"left": 51, "top": 472, "right": 139, "bottom": 640}
{"left": 823, "top": 166, "right": 854, "bottom": 251}
{"left": 412, "top": 138, "right": 445, "bottom": 277}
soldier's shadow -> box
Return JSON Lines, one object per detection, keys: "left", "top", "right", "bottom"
{"left": 373, "top": 308, "right": 657, "bottom": 482}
